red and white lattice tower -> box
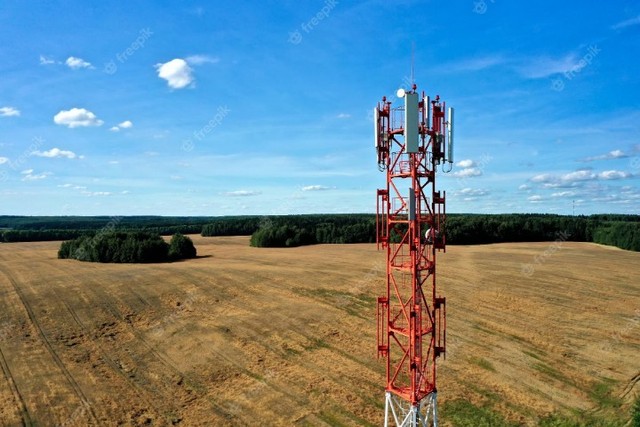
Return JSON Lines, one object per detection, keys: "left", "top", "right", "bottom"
{"left": 374, "top": 84, "right": 453, "bottom": 427}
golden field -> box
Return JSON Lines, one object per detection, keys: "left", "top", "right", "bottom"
{"left": 0, "top": 236, "right": 638, "bottom": 426}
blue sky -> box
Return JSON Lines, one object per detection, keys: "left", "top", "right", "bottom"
{"left": 1, "top": 0, "right": 639, "bottom": 216}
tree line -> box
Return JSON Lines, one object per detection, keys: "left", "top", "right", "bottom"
{"left": 2, "top": 214, "right": 638, "bottom": 252}
{"left": 244, "top": 214, "right": 639, "bottom": 251}
{"left": 58, "top": 232, "right": 197, "bottom": 263}
{"left": 246, "top": 215, "right": 376, "bottom": 247}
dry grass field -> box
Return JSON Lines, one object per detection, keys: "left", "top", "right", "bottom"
{"left": 0, "top": 236, "right": 638, "bottom": 426}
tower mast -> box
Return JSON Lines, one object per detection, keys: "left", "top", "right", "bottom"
{"left": 374, "top": 83, "right": 453, "bottom": 426}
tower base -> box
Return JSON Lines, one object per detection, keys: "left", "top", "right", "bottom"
{"left": 383, "top": 391, "right": 438, "bottom": 427}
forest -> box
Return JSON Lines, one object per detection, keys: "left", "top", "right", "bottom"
{"left": 2, "top": 214, "right": 639, "bottom": 252}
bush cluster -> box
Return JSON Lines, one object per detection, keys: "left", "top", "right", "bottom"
{"left": 58, "top": 232, "right": 197, "bottom": 263}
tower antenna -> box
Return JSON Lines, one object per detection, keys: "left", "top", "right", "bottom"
{"left": 411, "top": 42, "right": 415, "bottom": 87}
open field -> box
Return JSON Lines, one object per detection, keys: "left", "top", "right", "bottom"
{"left": 0, "top": 236, "right": 639, "bottom": 426}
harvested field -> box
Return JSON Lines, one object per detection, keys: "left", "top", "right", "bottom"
{"left": 0, "top": 236, "right": 638, "bottom": 426}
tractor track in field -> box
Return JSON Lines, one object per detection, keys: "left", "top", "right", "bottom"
{"left": 42, "top": 262, "right": 187, "bottom": 383}
{"left": 621, "top": 371, "right": 640, "bottom": 399}
{"left": 0, "top": 344, "right": 32, "bottom": 426}
{"left": 41, "top": 262, "right": 200, "bottom": 422}
{"left": 47, "top": 281, "right": 174, "bottom": 424}
{"left": 0, "top": 265, "right": 99, "bottom": 425}
{"left": 149, "top": 266, "right": 376, "bottom": 403}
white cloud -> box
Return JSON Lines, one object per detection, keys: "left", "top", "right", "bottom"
{"left": 83, "top": 191, "right": 112, "bottom": 197}
{"left": 302, "top": 185, "right": 333, "bottom": 191}
{"left": 598, "top": 170, "right": 632, "bottom": 180}
{"left": 225, "top": 190, "right": 261, "bottom": 197}
{"left": 456, "top": 159, "right": 476, "bottom": 168}
{"left": 612, "top": 15, "right": 640, "bottom": 30}
{"left": 155, "top": 58, "right": 194, "bottom": 89}
{"left": 0, "top": 157, "right": 9, "bottom": 164}
{"left": 21, "top": 169, "right": 50, "bottom": 181}
{"left": 518, "top": 184, "right": 530, "bottom": 190}
{"left": 58, "top": 183, "right": 73, "bottom": 188}
{"left": 531, "top": 173, "right": 554, "bottom": 183}
{"left": 528, "top": 195, "right": 543, "bottom": 202}
{"left": 453, "top": 167, "right": 482, "bottom": 178}
{"left": 336, "top": 113, "right": 351, "bottom": 119}
{"left": 551, "top": 191, "right": 575, "bottom": 198}
{"left": 110, "top": 120, "right": 133, "bottom": 132}
{"left": 65, "top": 56, "right": 93, "bottom": 69}
{"left": 447, "top": 55, "right": 505, "bottom": 72}
{"left": 39, "top": 55, "right": 56, "bottom": 65}
{"left": 533, "top": 170, "right": 595, "bottom": 188}
{"left": 457, "top": 188, "right": 488, "bottom": 197}
{"left": 582, "top": 149, "right": 628, "bottom": 162}
{"left": 518, "top": 53, "right": 584, "bottom": 79}
{"left": 562, "top": 170, "right": 596, "bottom": 182}
{"left": 530, "top": 167, "right": 633, "bottom": 191}
{"left": 54, "top": 108, "right": 104, "bottom": 128}
{"left": 31, "top": 148, "right": 79, "bottom": 159}
{"left": 185, "top": 55, "right": 220, "bottom": 65}
{"left": 0, "top": 106, "right": 20, "bottom": 117}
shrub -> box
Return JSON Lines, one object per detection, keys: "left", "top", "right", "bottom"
{"left": 58, "top": 231, "right": 196, "bottom": 263}
{"left": 168, "top": 233, "right": 197, "bottom": 260}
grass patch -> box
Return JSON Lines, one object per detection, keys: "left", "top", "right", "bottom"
{"left": 504, "top": 332, "right": 528, "bottom": 344}
{"left": 443, "top": 398, "right": 629, "bottom": 427}
{"left": 469, "top": 356, "right": 496, "bottom": 372}
{"left": 292, "top": 287, "right": 372, "bottom": 318}
{"left": 538, "top": 412, "right": 625, "bottom": 427}
{"left": 318, "top": 407, "right": 376, "bottom": 427}
{"left": 633, "top": 395, "right": 640, "bottom": 427}
{"left": 472, "top": 323, "right": 498, "bottom": 336}
{"left": 522, "top": 349, "right": 544, "bottom": 360}
{"left": 441, "top": 399, "right": 517, "bottom": 427}
{"left": 532, "top": 362, "right": 572, "bottom": 385}
{"left": 303, "top": 337, "right": 329, "bottom": 351}
{"left": 589, "top": 378, "right": 622, "bottom": 410}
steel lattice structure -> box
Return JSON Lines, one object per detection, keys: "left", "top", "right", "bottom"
{"left": 374, "top": 84, "right": 453, "bottom": 427}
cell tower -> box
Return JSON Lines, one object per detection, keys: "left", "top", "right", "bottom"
{"left": 373, "top": 84, "right": 453, "bottom": 426}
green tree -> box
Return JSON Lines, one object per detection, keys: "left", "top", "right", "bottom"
{"left": 168, "top": 233, "right": 197, "bottom": 260}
